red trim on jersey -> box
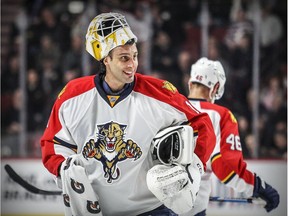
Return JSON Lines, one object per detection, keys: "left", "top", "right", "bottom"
{"left": 41, "top": 75, "right": 96, "bottom": 176}
{"left": 134, "top": 74, "right": 216, "bottom": 169}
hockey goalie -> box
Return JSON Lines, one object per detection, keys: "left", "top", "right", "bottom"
{"left": 147, "top": 125, "right": 204, "bottom": 214}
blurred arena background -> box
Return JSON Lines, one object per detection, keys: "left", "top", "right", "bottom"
{"left": 1, "top": 0, "right": 287, "bottom": 215}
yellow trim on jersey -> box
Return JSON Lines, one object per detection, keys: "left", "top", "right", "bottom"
{"left": 221, "top": 171, "right": 235, "bottom": 183}
{"left": 53, "top": 139, "right": 60, "bottom": 144}
{"left": 211, "top": 153, "right": 221, "bottom": 163}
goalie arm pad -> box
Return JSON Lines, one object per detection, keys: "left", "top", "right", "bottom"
{"left": 146, "top": 153, "right": 204, "bottom": 214}
{"left": 151, "top": 125, "right": 196, "bottom": 165}
{"left": 56, "top": 154, "right": 103, "bottom": 215}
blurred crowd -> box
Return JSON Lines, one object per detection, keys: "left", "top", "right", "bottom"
{"left": 1, "top": 0, "right": 287, "bottom": 159}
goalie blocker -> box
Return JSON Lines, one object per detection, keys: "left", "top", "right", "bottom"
{"left": 151, "top": 125, "right": 197, "bottom": 165}
{"left": 147, "top": 125, "right": 204, "bottom": 214}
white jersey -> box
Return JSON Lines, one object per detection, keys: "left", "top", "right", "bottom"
{"left": 41, "top": 74, "right": 216, "bottom": 216}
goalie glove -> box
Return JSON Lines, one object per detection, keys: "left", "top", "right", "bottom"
{"left": 146, "top": 154, "right": 204, "bottom": 214}
{"left": 252, "top": 174, "right": 280, "bottom": 212}
{"left": 151, "top": 125, "right": 196, "bottom": 165}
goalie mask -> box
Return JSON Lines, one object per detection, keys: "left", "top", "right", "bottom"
{"left": 85, "top": 12, "right": 138, "bottom": 61}
{"left": 151, "top": 125, "right": 195, "bottom": 165}
{"left": 189, "top": 57, "right": 226, "bottom": 102}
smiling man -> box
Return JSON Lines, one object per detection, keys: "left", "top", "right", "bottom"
{"left": 40, "top": 12, "right": 216, "bottom": 216}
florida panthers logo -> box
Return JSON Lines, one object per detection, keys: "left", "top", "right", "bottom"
{"left": 82, "top": 121, "right": 142, "bottom": 183}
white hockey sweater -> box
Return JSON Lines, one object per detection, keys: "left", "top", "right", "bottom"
{"left": 41, "top": 73, "right": 216, "bottom": 216}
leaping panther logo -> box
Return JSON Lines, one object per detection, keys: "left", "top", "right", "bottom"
{"left": 82, "top": 121, "right": 142, "bottom": 183}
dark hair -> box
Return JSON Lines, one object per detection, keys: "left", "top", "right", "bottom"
{"left": 126, "top": 38, "right": 136, "bottom": 45}
{"left": 99, "top": 60, "right": 106, "bottom": 78}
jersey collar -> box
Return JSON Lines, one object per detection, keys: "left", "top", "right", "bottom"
{"left": 95, "top": 75, "right": 135, "bottom": 107}
{"left": 188, "top": 98, "right": 207, "bottom": 102}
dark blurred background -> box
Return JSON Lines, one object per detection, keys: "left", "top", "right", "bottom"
{"left": 1, "top": 0, "right": 287, "bottom": 160}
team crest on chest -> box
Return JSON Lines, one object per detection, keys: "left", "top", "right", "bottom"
{"left": 82, "top": 121, "right": 142, "bottom": 183}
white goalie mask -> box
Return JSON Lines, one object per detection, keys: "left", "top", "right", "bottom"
{"left": 189, "top": 57, "right": 226, "bottom": 102}
{"left": 85, "top": 12, "right": 138, "bottom": 61}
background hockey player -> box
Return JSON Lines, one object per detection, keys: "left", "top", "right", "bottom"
{"left": 182, "top": 57, "right": 280, "bottom": 216}
{"left": 40, "top": 12, "right": 216, "bottom": 216}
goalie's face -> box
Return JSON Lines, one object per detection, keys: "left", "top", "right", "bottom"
{"left": 103, "top": 43, "right": 138, "bottom": 91}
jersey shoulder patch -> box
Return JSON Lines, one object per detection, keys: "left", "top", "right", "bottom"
{"left": 162, "top": 80, "right": 177, "bottom": 94}
{"left": 228, "top": 111, "right": 237, "bottom": 123}
{"left": 134, "top": 73, "right": 178, "bottom": 96}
